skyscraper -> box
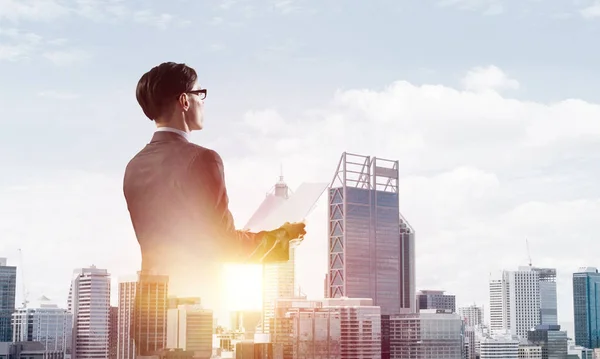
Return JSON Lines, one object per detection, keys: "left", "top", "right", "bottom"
{"left": 117, "top": 271, "right": 169, "bottom": 359}
{"left": 527, "top": 324, "right": 568, "bottom": 359}
{"left": 247, "top": 174, "right": 296, "bottom": 333}
{"left": 326, "top": 152, "right": 415, "bottom": 314}
{"left": 166, "top": 304, "right": 213, "bottom": 357}
{"left": 416, "top": 290, "right": 456, "bottom": 313}
{"left": 458, "top": 305, "right": 484, "bottom": 328}
{"left": 489, "top": 269, "right": 540, "bottom": 339}
{"left": 530, "top": 267, "right": 558, "bottom": 326}
{"left": 243, "top": 173, "right": 327, "bottom": 334}
{"left": 68, "top": 266, "right": 111, "bottom": 359}
{"left": 573, "top": 267, "right": 600, "bottom": 349}
{"left": 11, "top": 296, "right": 73, "bottom": 352}
{"left": 0, "top": 258, "right": 17, "bottom": 342}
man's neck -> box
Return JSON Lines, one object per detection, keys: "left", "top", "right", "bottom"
{"left": 155, "top": 126, "right": 190, "bottom": 140}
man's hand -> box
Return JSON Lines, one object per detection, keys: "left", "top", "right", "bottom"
{"left": 245, "top": 222, "right": 307, "bottom": 263}
{"left": 280, "top": 221, "right": 306, "bottom": 242}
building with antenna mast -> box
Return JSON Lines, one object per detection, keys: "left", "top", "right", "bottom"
{"left": 326, "top": 152, "right": 416, "bottom": 314}
{"left": 244, "top": 168, "right": 328, "bottom": 334}
{"left": 525, "top": 239, "right": 558, "bottom": 326}
{"left": 244, "top": 170, "right": 296, "bottom": 334}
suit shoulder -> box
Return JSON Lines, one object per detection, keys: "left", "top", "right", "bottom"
{"left": 187, "top": 143, "right": 221, "bottom": 163}
{"left": 124, "top": 147, "right": 145, "bottom": 171}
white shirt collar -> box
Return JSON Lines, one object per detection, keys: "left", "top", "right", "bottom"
{"left": 155, "top": 127, "right": 190, "bottom": 141}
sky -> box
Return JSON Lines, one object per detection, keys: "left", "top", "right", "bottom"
{"left": 1, "top": 0, "right": 600, "bottom": 334}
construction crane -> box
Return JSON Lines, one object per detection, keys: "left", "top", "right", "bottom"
{"left": 526, "top": 239, "right": 533, "bottom": 267}
{"left": 17, "top": 248, "right": 29, "bottom": 308}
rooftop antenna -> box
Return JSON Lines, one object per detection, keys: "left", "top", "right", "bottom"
{"left": 526, "top": 238, "right": 532, "bottom": 267}
{"left": 17, "top": 248, "right": 29, "bottom": 309}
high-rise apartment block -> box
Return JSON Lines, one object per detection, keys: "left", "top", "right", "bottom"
{"left": 386, "top": 310, "right": 464, "bottom": 359}
{"left": 68, "top": 266, "right": 111, "bottom": 359}
{"left": 109, "top": 306, "right": 118, "bottom": 359}
{"left": 0, "top": 258, "right": 16, "bottom": 342}
{"left": 416, "top": 290, "right": 456, "bottom": 313}
{"left": 464, "top": 327, "right": 476, "bottom": 359}
{"left": 489, "top": 267, "right": 542, "bottom": 339}
{"left": 166, "top": 304, "right": 213, "bottom": 358}
{"left": 459, "top": 305, "right": 484, "bottom": 328}
{"left": 117, "top": 271, "right": 168, "bottom": 359}
{"left": 11, "top": 296, "right": 72, "bottom": 352}
{"left": 479, "top": 335, "right": 519, "bottom": 359}
{"left": 287, "top": 298, "right": 382, "bottom": 358}
{"left": 573, "top": 267, "right": 600, "bottom": 349}
{"left": 326, "top": 152, "right": 415, "bottom": 314}
{"left": 268, "top": 296, "right": 318, "bottom": 359}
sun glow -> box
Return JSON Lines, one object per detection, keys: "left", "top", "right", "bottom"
{"left": 222, "top": 263, "right": 263, "bottom": 312}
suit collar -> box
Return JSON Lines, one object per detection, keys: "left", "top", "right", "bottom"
{"left": 150, "top": 130, "right": 189, "bottom": 143}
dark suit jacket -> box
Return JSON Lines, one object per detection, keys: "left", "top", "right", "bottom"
{"left": 123, "top": 131, "right": 286, "bottom": 277}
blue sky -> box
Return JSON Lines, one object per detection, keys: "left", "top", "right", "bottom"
{"left": 2, "top": 0, "right": 600, "bottom": 332}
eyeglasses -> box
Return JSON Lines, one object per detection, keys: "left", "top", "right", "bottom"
{"left": 187, "top": 89, "right": 207, "bottom": 100}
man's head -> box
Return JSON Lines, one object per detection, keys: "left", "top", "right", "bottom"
{"left": 136, "top": 62, "right": 206, "bottom": 131}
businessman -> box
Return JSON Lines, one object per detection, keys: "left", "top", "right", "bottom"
{"left": 123, "top": 62, "right": 305, "bottom": 355}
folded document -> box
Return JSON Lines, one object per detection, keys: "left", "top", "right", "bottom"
{"left": 244, "top": 182, "right": 328, "bottom": 263}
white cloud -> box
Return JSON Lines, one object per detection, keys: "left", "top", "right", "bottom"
{"left": 133, "top": 10, "right": 174, "bottom": 30}
{"left": 254, "top": 38, "right": 302, "bottom": 63}
{"left": 461, "top": 65, "right": 520, "bottom": 92}
{"left": 46, "top": 37, "right": 68, "bottom": 45}
{"left": 581, "top": 2, "right": 600, "bottom": 18}
{"left": 207, "top": 43, "right": 226, "bottom": 52}
{"left": 43, "top": 49, "right": 90, "bottom": 65}
{"left": 0, "top": 0, "right": 69, "bottom": 22}
{"left": 0, "top": 28, "right": 88, "bottom": 64}
{"left": 438, "top": 0, "right": 505, "bottom": 15}
{"left": 210, "top": 16, "right": 224, "bottom": 25}
{"left": 3, "top": 65, "right": 599, "bottom": 334}
{"left": 272, "top": 0, "right": 302, "bottom": 14}
{"left": 38, "top": 90, "right": 80, "bottom": 100}
{"left": 0, "top": 44, "right": 30, "bottom": 61}
{"left": 0, "top": 0, "right": 181, "bottom": 29}
{"left": 218, "top": 0, "right": 238, "bottom": 10}
{"left": 0, "top": 27, "right": 42, "bottom": 61}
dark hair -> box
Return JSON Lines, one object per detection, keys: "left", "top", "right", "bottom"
{"left": 135, "top": 62, "right": 198, "bottom": 121}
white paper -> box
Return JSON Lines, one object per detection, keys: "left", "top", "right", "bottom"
{"left": 244, "top": 182, "right": 329, "bottom": 232}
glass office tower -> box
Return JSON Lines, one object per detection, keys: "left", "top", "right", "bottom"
{"left": 0, "top": 258, "right": 17, "bottom": 342}
{"left": 326, "top": 152, "right": 415, "bottom": 315}
{"left": 531, "top": 267, "right": 558, "bottom": 326}
{"left": 573, "top": 267, "right": 600, "bottom": 349}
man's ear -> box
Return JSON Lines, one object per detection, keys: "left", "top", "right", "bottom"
{"left": 177, "top": 93, "right": 190, "bottom": 110}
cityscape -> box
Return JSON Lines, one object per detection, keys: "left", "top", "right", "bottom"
{"left": 1, "top": 152, "right": 599, "bottom": 359}
{"left": 2, "top": 0, "right": 600, "bottom": 359}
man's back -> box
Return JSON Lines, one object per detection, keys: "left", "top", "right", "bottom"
{"left": 124, "top": 131, "right": 219, "bottom": 274}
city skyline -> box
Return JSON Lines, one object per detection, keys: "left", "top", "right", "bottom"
{"left": 2, "top": 0, "right": 600, "bottom": 344}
